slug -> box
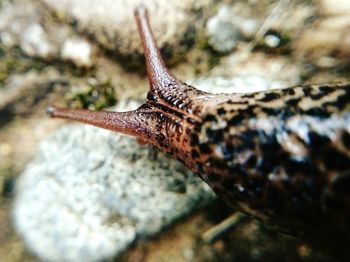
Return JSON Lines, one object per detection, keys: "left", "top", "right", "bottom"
{"left": 48, "top": 5, "right": 350, "bottom": 248}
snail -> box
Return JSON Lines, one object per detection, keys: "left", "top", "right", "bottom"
{"left": 48, "top": 5, "right": 350, "bottom": 250}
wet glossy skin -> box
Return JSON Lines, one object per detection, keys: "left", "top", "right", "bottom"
{"left": 48, "top": 5, "right": 350, "bottom": 251}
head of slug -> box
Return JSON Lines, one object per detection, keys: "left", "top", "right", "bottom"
{"left": 47, "top": 5, "right": 225, "bottom": 173}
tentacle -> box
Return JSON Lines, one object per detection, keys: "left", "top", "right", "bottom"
{"left": 47, "top": 106, "right": 146, "bottom": 138}
{"left": 134, "top": 5, "right": 177, "bottom": 91}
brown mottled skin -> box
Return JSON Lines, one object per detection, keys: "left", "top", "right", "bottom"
{"left": 48, "top": 5, "right": 350, "bottom": 250}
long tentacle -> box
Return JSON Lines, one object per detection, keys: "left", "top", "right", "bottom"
{"left": 47, "top": 106, "right": 147, "bottom": 138}
{"left": 134, "top": 5, "right": 177, "bottom": 90}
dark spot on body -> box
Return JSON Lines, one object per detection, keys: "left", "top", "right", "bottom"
{"left": 212, "top": 186, "right": 227, "bottom": 197}
{"left": 336, "top": 90, "right": 350, "bottom": 110}
{"left": 147, "top": 92, "right": 158, "bottom": 102}
{"left": 217, "top": 107, "right": 226, "bottom": 115}
{"left": 319, "top": 85, "right": 334, "bottom": 94}
{"left": 265, "top": 183, "right": 285, "bottom": 209}
{"left": 242, "top": 93, "right": 255, "bottom": 99}
{"left": 196, "top": 162, "right": 204, "bottom": 174}
{"left": 222, "top": 143, "right": 234, "bottom": 161}
{"left": 262, "top": 107, "right": 280, "bottom": 116}
{"left": 245, "top": 155, "right": 257, "bottom": 168}
{"left": 286, "top": 98, "right": 299, "bottom": 107}
{"left": 283, "top": 88, "right": 295, "bottom": 95}
{"left": 303, "top": 87, "right": 312, "bottom": 96}
{"left": 304, "top": 107, "right": 330, "bottom": 118}
{"left": 323, "top": 192, "right": 346, "bottom": 211}
{"left": 186, "top": 118, "right": 195, "bottom": 124}
{"left": 310, "top": 92, "right": 325, "bottom": 100}
{"left": 190, "top": 133, "right": 199, "bottom": 146}
{"left": 323, "top": 147, "right": 350, "bottom": 170}
{"left": 199, "top": 143, "right": 212, "bottom": 154}
{"left": 191, "top": 149, "right": 200, "bottom": 159}
{"left": 208, "top": 157, "right": 227, "bottom": 169}
{"left": 222, "top": 178, "right": 235, "bottom": 191}
{"left": 308, "top": 132, "right": 330, "bottom": 148}
{"left": 260, "top": 135, "right": 281, "bottom": 154}
{"left": 2, "top": 176, "right": 15, "bottom": 198}
{"left": 228, "top": 113, "right": 245, "bottom": 126}
{"left": 284, "top": 158, "right": 318, "bottom": 176}
{"left": 237, "top": 130, "right": 259, "bottom": 150}
{"left": 203, "top": 114, "right": 217, "bottom": 123}
{"left": 330, "top": 172, "right": 350, "bottom": 195}
{"left": 228, "top": 163, "right": 247, "bottom": 177}
{"left": 206, "top": 128, "right": 224, "bottom": 144}
{"left": 257, "top": 158, "right": 274, "bottom": 174}
{"left": 246, "top": 178, "right": 264, "bottom": 197}
{"left": 260, "top": 92, "right": 281, "bottom": 102}
{"left": 341, "top": 132, "right": 350, "bottom": 150}
{"left": 208, "top": 172, "right": 221, "bottom": 183}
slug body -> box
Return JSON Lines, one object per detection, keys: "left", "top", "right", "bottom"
{"left": 48, "top": 6, "right": 350, "bottom": 246}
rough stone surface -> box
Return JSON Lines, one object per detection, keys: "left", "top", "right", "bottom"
{"left": 0, "top": 1, "right": 58, "bottom": 60}
{"left": 61, "top": 38, "right": 93, "bottom": 67}
{"left": 295, "top": 12, "right": 350, "bottom": 68}
{"left": 320, "top": 0, "right": 350, "bottom": 15}
{"left": 0, "top": 1, "right": 40, "bottom": 48}
{"left": 0, "top": 0, "right": 92, "bottom": 66}
{"left": 0, "top": 69, "right": 66, "bottom": 119}
{"left": 205, "top": 4, "right": 266, "bottom": 53}
{"left": 206, "top": 6, "right": 242, "bottom": 53}
{"left": 40, "top": 0, "right": 214, "bottom": 56}
{"left": 190, "top": 75, "right": 289, "bottom": 94}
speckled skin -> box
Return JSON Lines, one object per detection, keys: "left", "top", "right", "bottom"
{"left": 48, "top": 6, "right": 350, "bottom": 247}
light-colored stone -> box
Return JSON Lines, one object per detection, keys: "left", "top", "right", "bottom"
{"left": 0, "top": 0, "right": 93, "bottom": 65}
{"left": 0, "top": 69, "right": 65, "bottom": 114}
{"left": 20, "top": 23, "right": 55, "bottom": 58}
{"left": 40, "top": 0, "right": 214, "bottom": 55}
{"left": 206, "top": 7, "right": 241, "bottom": 53}
{"left": 320, "top": 0, "right": 350, "bottom": 15}
{"left": 0, "top": 1, "right": 39, "bottom": 48}
{"left": 61, "top": 38, "right": 93, "bottom": 67}
{"left": 190, "top": 75, "right": 289, "bottom": 94}
{"left": 295, "top": 15, "right": 350, "bottom": 67}
{"left": 205, "top": 5, "right": 261, "bottom": 53}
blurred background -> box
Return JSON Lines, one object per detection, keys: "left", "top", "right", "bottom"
{"left": 0, "top": 0, "right": 350, "bottom": 261}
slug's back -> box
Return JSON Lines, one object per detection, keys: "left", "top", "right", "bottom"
{"left": 48, "top": 5, "right": 350, "bottom": 253}
{"left": 191, "top": 83, "right": 350, "bottom": 239}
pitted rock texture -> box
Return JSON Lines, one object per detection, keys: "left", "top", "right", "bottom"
{"left": 41, "top": 0, "right": 214, "bottom": 56}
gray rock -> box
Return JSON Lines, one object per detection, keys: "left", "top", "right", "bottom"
{"left": 0, "top": 1, "right": 59, "bottom": 59}
{"left": 0, "top": 0, "right": 93, "bottom": 66}
{"left": 40, "top": 0, "right": 214, "bottom": 55}
{"left": 320, "top": 0, "right": 350, "bottom": 15}
{"left": 0, "top": 1, "right": 40, "bottom": 48}
{"left": 190, "top": 75, "right": 289, "bottom": 94}
{"left": 61, "top": 38, "right": 93, "bottom": 67}
{"left": 0, "top": 69, "right": 66, "bottom": 119}
{"left": 206, "top": 5, "right": 261, "bottom": 53}
{"left": 295, "top": 5, "right": 350, "bottom": 68}
{"left": 13, "top": 101, "right": 215, "bottom": 262}
{"left": 206, "top": 6, "right": 241, "bottom": 53}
